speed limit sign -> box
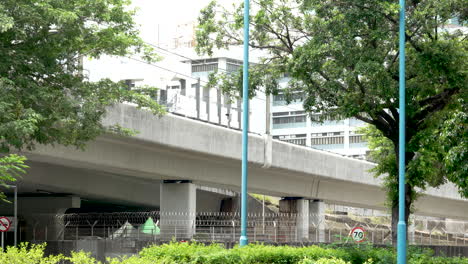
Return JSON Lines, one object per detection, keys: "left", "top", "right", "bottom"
{"left": 351, "top": 227, "right": 366, "bottom": 242}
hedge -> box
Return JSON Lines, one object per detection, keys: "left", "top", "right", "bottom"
{"left": 0, "top": 242, "right": 466, "bottom": 264}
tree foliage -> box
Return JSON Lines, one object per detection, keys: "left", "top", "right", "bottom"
{"left": 0, "top": 154, "right": 27, "bottom": 201}
{"left": 0, "top": 0, "right": 165, "bottom": 187}
{"left": 196, "top": 0, "right": 467, "bottom": 241}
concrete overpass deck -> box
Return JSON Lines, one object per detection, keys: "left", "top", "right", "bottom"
{"left": 20, "top": 104, "right": 467, "bottom": 220}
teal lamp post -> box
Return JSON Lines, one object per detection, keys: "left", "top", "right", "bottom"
{"left": 397, "top": 0, "right": 407, "bottom": 262}
{"left": 239, "top": 0, "right": 250, "bottom": 247}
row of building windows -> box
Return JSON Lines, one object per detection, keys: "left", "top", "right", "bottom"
{"left": 350, "top": 135, "right": 365, "bottom": 143}
{"left": 192, "top": 63, "right": 218, "bottom": 73}
{"left": 273, "top": 112, "right": 352, "bottom": 127}
{"left": 272, "top": 111, "right": 305, "bottom": 117}
{"left": 273, "top": 134, "right": 307, "bottom": 146}
{"left": 272, "top": 111, "right": 306, "bottom": 128}
{"left": 281, "top": 138, "right": 307, "bottom": 146}
{"left": 191, "top": 58, "right": 244, "bottom": 74}
{"left": 273, "top": 134, "right": 307, "bottom": 140}
{"left": 273, "top": 132, "right": 366, "bottom": 147}
{"left": 310, "top": 113, "right": 345, "bottom": 125}
{"left": 311, "top": 131, "right": 344, "bottom": 137}
{"left": 311, "top": 136, "right": 344, "bottom": 145}
{"left": 273, "top": 92, "right": 304, "bottom": 106}
{"left": 272, "top": 115, "right": 307, "bottom": 125}
{"left": 191, "top": 59, "right": 219, "bottom": 73}
{"left": 226, "top": 59, "right": 243, "bottom": 73}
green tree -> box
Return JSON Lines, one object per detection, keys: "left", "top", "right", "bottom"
{"left": 0, "top": 0, "right": 164, "bottom": 191}
{"left": 0, "top": 154, "right": 27, "bottom": 201}
{"left": 196, "top": 0, "right": 467, "bottom": 243}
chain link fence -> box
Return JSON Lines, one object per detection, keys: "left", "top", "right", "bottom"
{"left": 25, "top": 211, "right": 468, "bottom": 246}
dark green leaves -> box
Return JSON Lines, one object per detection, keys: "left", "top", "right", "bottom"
{"left": 0, "top": 154, "right": 28, "bottom": 201}
{"left": 0, "top": 0, "right": 164, "bottom": 188}
{"left": 196, "top": 0, "right": 467, "bottom": 202}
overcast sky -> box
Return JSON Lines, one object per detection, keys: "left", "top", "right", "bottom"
{"left": 131, "top": 0, "right": 234, "bottom": 47}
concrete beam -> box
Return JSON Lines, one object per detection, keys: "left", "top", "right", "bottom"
{"left": 20, "top": 161, "right": 161, "bottom": 208}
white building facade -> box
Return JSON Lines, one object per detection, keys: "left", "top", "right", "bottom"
{"left": 271, "top": 78, "right": 368, "bottom": 159}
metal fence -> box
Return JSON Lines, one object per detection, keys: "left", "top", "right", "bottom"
{"left": 26, "top": 211, "right": 468, "bottom": 246}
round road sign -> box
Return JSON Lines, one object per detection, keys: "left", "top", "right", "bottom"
{"left": 0, "top": 217, "right": 11, "bottom": 232}
{"left": 350, "top": 226, "right": 366, "bottom": 242}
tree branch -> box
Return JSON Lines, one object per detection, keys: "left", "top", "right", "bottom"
{"left": 412, "top": 88, "right": 460, "bottom": 131}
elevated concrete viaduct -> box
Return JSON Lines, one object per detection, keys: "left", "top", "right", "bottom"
{"left": 4, "top": 103, "right": 466, "bottom": 240}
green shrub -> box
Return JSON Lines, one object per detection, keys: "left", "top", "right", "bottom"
{"left": 299, "top": 257, "right": 351, "bottom": 264}
{"left": 109, "top": 255, "right": 171, "bottom": 264}
{"left": 408, "top": 254, "right": 468, "bottom": 264}
{"left": 0, "top": 243, "right": 63, "bottom": 264}
{"left": 139, "top": 241, "right": 228, "bottom": 263}
{"left": 137, "top": 242, "right": 468, "bottom": 264}
{"left": 1, "top": 241, "right": 467, "bottom": 264}
{"left": 66, "top": 251, "right": 102, "bottom": 264}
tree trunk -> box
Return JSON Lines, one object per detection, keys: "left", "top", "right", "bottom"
{"left": 391, "top": 184, "right": 413, "bottom": 246}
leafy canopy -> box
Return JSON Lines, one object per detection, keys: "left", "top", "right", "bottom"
{"left": 0, "top": 0, "right": 165, "bottom": 187}
{"left": 196, "top": 0, "right": 467, "bottom": 234}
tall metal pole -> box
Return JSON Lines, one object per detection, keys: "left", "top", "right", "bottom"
{"left": 196, "top": 77, "right": 201, "bottom": 119}
{"left": 239, "top": 0, "right": 250, "bottom": 247}
{"left": 397, "top": 0, "right": 407, "bottom": 262}
{"left": 13, "top": 186, "right": 17, "bottom": 247}
{"left": 262, "top": 195, "right": 265, "bottom": 234}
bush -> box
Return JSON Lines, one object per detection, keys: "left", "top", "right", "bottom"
{"left": 1, "top": 242, "right": 467, "bottom": 264}
{"left": 299, "top": 257, "right": 352, "bottom": 264}
{"left": 139, "top": 241, "right": 228, "bottom": 263}
{"left": 0, "top": 243, "right": 63, "bottom": 264}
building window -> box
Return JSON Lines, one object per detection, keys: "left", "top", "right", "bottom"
{"left": 179, "top": 79, "right": 186, "bottom": 96}
{"left": 272, "top": 111, "right": 306, "bottom": 129}
{"left": 273, "top": 92, "right": 303, "bottom": 106}
{"left": 123, "top": 79, "right": 143, "bottom": 90}
{"left": 310, "top": 113, "right": 345, "bottom": 126}
{"left": 311, "top": 131, "right": 345, "bottom": 149}
{"left": 226, "top": 58, "right": 243, "bottom": 73}
{"left": 159, "top": 89, "right": 167, "bottom": 105}
{"left": 192, "top": 59, "right": 219, "bottom": 73}
{"left": 311, "top": 136, "right": 344, "bottom": 145}
{"left": 273, "top": 134, "right": 307, "bottom": 146}
{"left": 349, "top": 135, "right": 364, "bottom": 143}
{"left": 349, "top": 131, "right": 367, "bottom": 148}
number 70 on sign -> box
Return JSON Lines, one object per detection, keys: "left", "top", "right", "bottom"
{"left": 350, "top": 227, "right": 366, "bottom": 243}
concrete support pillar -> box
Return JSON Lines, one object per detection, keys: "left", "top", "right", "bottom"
{"left": 309, "top": 200, "right": 326, "bottom": 243}
{"left": 160, "top": 181, "right": 196, "bottom": 240}
{"left": 296, "top": 199, "right": 310, "bottom": 241}
{"left": 17, "top": 197, "right": 81, "bottom": 241}
{"left": 279, "top": 198, "right": 309, "bottom": 241}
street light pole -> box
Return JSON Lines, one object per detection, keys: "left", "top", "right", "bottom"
{"left": 239, "top": 0, "right": 250, "bottom": 247}
{"left": 13, "top": 186, "right": 17, "bottom": 247}
{"left": 397, "top": 0, "right": 407, "bottom": 262}
{"left": 4, "top": 185, "right": 17, "bottom": 247}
